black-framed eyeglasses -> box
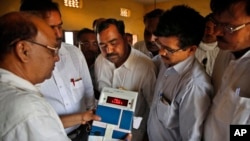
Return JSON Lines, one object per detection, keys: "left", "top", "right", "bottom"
{"left": 210, "top": 17, "right": 250, "bottom": 34}
{"left": 26, "top": 40, "right": 59, "bottom": 56}
{"left": 155, "top": 39, "right": 185, "bottom": 54}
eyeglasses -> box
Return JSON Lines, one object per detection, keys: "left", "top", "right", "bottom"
{"left": 26, "top": 40, "right": 59, "bottom": 56}
{"left": 210, "top": 17, "right": 250, "bottom": 33}
{"left": 79, "top": 41, "right": 98, "bottom": 49}
{"left": 155, "top": 40, "right": 185, "bottom": 54}
{"left": 224, "top": 22, "right": 250, "bottom": 33}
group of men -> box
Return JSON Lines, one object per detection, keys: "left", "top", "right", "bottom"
{"left": 0, "top": 0, "right": 250, "bottom": 141}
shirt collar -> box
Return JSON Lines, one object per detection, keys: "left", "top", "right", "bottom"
{"left": 0, "top": 68, "right": 40, "bottom": 93}
{"left": 241, "top": 49, "right": 250, "bottom": 59}
{"left": 164, "top": 55, "right": 195, "bottom": 76}
{"left": 58, "top": 42, "right": 67, "bottom": 55}
{"left": 199, "top": 41, "right": 218, "bottom": 51}
{"left": 118, "top": 47, "right": 135, "bottom": 70}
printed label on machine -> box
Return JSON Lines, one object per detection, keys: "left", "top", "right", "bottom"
{"left": 88, "top": 87, "right": 138, "bottom": 141}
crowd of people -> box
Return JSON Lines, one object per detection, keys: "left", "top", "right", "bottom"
{"left": 0, "top": 0, "right": 250, "bottom": 141}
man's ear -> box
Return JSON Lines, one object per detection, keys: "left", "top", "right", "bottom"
{"left": 188, "top": 45, "right": 197, "bottom": 56}
{"left": 14, "top": 41, "right": 31, "bottom": 63}
{"left": 123, "top": 35, "right": 127, "bottom": 42}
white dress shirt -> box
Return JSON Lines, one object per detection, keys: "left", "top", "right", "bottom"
{"left": 195, "top": 41, "right": 220, "bottom": 76}
{"left": 0, "top": 69, "right": 70, "bottom": 141}
{"left": 204, "top": 50, "right": 250, "bottom": 141}
{"left": 94, "top": 48, "right": 156, "bottom": 141}
{"left": 38, "top": 42, "right": 95, "bottom": 133}
{"left": 148, "top": 55, "right": 212, "bottom": 141}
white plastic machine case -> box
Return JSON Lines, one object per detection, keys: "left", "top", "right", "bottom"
{"left": 88, "top": 87, "right": 138, "bottom": 141}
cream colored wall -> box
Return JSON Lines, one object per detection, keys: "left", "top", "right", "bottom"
{"left": 0, "top": 0, "right": 211, "bottom": 41}
{"left": 145, "top": 0, "right": 211, "bottom": 16}
{"left": 56, "top": 0, "right": 145, "bottom": 35}
{"left": 0, "top": 0, "right": 20, "bottom": 15}
{"left": 0, "top": 0, "right": 146, "bottom": 40}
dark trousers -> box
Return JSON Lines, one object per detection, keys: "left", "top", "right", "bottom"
{"left": 67, "top": 124, "right": 90, "bottom": 141}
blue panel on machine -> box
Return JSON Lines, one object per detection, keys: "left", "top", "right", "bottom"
{"left": 96, "top": 105, "right": 121, "bottom": 125}
{"left": 120, "top": 110, "right": 133, "bottom": 130}
{"left": 112, "top": 130, "right": 127, "bottom": 139}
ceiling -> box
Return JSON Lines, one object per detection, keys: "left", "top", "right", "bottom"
{"left": 133, "top": 0, "right": 172, "bottom": 5}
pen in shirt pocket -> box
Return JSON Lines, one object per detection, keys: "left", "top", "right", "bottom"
{"left": 70, "top": 77, "right": 82, "bottom": 86}
{"left": 160, "top": 93, "right": 171, "bottom": 104}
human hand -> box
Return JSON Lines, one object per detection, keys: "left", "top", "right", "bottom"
{"left": 124, "top": 133, "right": 132, "bottom": 141}
{"left": 81, "top": 109, "right": 101, "bottom": 124}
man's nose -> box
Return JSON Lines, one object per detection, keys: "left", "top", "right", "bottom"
{"left": 53, "top": 27, "right": 63, "bottom": 39}
{"left": 106, "top": 45, "right": 114, "bottom": 54}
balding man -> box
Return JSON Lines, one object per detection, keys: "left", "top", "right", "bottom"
{"left": 20, "top": 1, "right": 97, "bottom": 140}
{"left": 0, "top": 12, "right": 100, "bottom": 141}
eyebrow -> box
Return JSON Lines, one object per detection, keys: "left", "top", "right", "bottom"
{"left": 156, "top": 40, "right": 174, "bottom": 50}
{"left": 162, "top": 45, "right": 176, "bottom": 51}
{"left": 99, "top": 38, "right": 118, "bottom": 45}
{"left": 108, "top": 39, "right": 118, "bottom": 43}
{"left": 50, "top": 22, "right": 63, "bottom": 28}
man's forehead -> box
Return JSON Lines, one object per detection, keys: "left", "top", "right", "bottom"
{"left": 214, "top": 2, "right": 247, "bottom": 20}
{"left": 44, "top": 11, "right": 62, "bottom": 23}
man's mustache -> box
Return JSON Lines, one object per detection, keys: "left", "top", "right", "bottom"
{"left": 57, "top": 37, "right": 63, "bottom": 42}
{"left": 205, "top": 35, "right": 214, "bottom": 39}
{"left": 84, "top": 50, "right": 98, "bottom": 54}
{"left": 160, "top": 55, "right": 169, "bottom": 60}
{"left": 106, "top": 53, "right": 118, "bottom": 58}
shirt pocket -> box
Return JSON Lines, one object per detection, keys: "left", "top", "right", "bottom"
{"left": 232, "top": 96, "right": 250, "bottom": 124}
{"left": 156, "top": 97, "right": 178, "bottom": 129}
{"left": 70, "top": 78, "right": 84, "bottom": 103}
{"left": 214, "top": 89, "right": 235, "bottom": 125}
{"left": 214, "top": 88, "right": 250, "bottom": 125}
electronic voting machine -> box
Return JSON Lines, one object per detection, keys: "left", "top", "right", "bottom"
{"left": 88, "top": 87, "right": 138, "bottom": 141}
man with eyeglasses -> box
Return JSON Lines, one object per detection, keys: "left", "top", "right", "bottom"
{"left": 147, "top": 5, "right": 212, "bottom": 141}
{"left": 77, "top": 28, "right": 100, "bottom": 99}
{"left": 0, "top": 11, "right": 68, "bottom": 141}
{"left": 77, "top": 28, "right": 100, "bottom": 69}
{"left": 204, "top": 0, "right": 250, "bottom": 141}
{"left": 20, "top": 0, "right": 97, "bottom": 140}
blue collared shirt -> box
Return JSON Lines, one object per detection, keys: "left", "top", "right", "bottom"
{"left": 148, "top": 55, "right": 213, "bottom": 141}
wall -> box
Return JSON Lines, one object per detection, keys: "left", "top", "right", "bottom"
{"left": 0, "top": 0, "right": 211, "bottom": 41}
{"left": 58, "top": 0, "right": 145, "bottom": 35}
{"left": 0, "top": 0, "right": 146, "bottom": 40}
{"left": 145, "top": 0, "right": 211, "bottom": 16}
